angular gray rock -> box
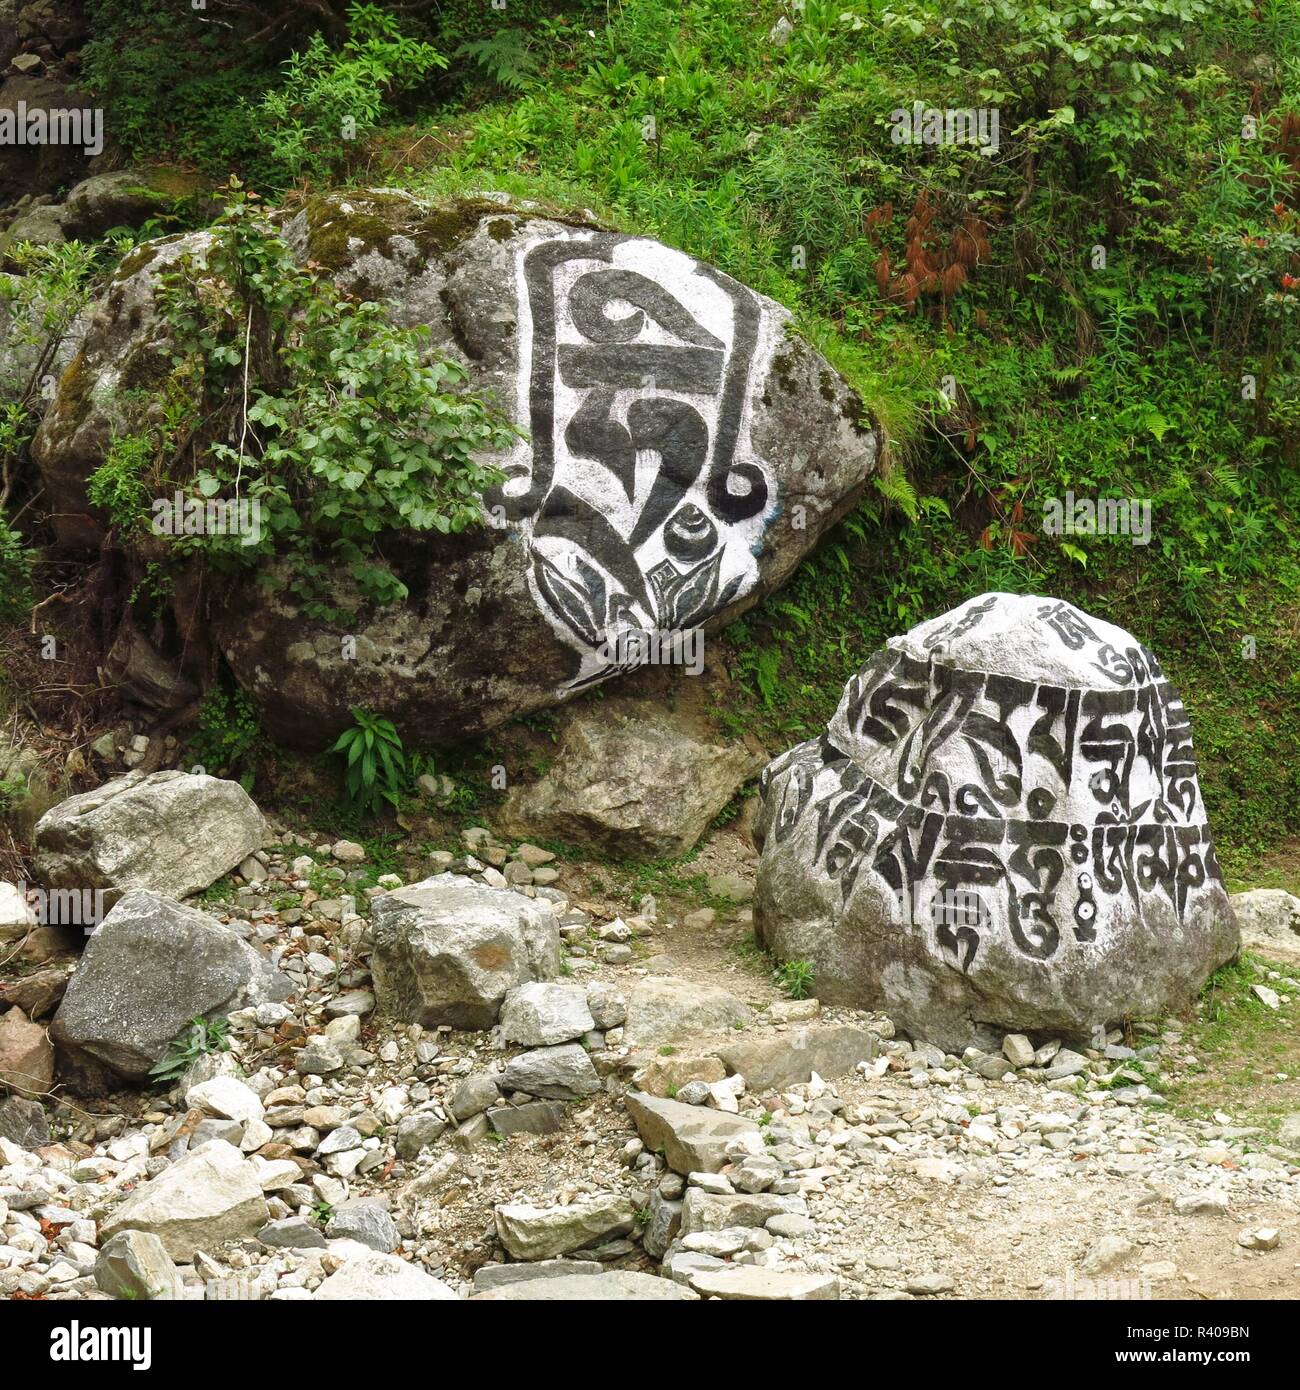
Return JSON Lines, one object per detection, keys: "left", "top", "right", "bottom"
{"left": 34, "top": 770, "right": 265, "bottom": 903}
{"left": 755, "top": 592, "right": 1240, "bottom": 1050}
{"left": 448, "top": 1072, "right": 500, "bottom": 1121}
{"left": 327, "top": 1203, "right": 400, "bottom": 1253}
{"left": 50, "top": 890, "right": 290, "bottom": 1093}
{"left": 314, "top": 1250, "right": 458, "bottom": 1300}
{"left": 1229, "top": 889, "right": 1300, "bottom": 963}
{"left": 258, "top": 1217, "right": 327, "bottom": 1250}
{"left": 498, "top": 699, "right": 766, "bottom": 858}
{"left": 473, "top": 1258, "right": 596, "bottom": 1290}
{"left": 586, "top": 982, "right": 627, "bottom": 1031}
{"left": 642, "top": 1190, "right": 682, "bottom": 1259}
{"left": 0, "top": 1094, "right": 49, "bottom": 1148}
{"left": 371, "top": 874, "right": 561, "bottom": 1030}
{"left": 500, "top": 1042, "right": 599, "bottom": 1100}
{"left": 494, "top": 1194, "right": 637, "bottom": 1260}
{"left": 679, "top": 1189, "right": 806, "bottom": 1235}
{"left": 624, "top": 1091, "right": 761, "bottom": 1174}
{"left": 499, "top": 981, "right": 594, "bottom": 1046}
{"left": 621, "top": 977, "right": 753, "bottom": 1049}
{"left": 716, "top": 1023, "right": 876, "bottom": 1089}
{"left": 36, "top": 190, "right": 880, "bottom": 742}
{"left": 99, "top": 1140, "right": 270, "bottom": 1261}
{"left": 487, "top": 1101, "right": 567, "bottom": 1137}
{"left": 395, "top": 1112, "right": 447, "bottom": 1158}
{"left": 94, "top": 1230, "right": 180, "bottom": 1301}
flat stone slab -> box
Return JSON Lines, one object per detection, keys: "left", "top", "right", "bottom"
{"left": 472, "top": 1271, "right": 697, "bottom": 1300}
{"left": 717, "top": 1024, "right": 877, "bottom": 1089}
{"left": 472, "top": 1259, "right": 594, "bottom": 1290}
{"left": 680, "top": 1189, "right": 807, "bottom": 1235}
{"left": 688, "top": 1266, "right": 840, "bottom": 1300}
{"left": 487, "top": 1101, "right": 568, "bottom": 1137}
{"left": 494, "top": 1195, "right": 637, "bottom": 1261}
{"left": 621, "top": 978, "right": 753, "bottom": 1049}
{"left": 624, "top": 1091, "right": 761, "bottom": 1175}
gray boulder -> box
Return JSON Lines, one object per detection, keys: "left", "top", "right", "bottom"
{"left": 34, "top": 770, "right": 265, "bottom": 904}
{"left": 499, "top": 981, "right": 594, "bottom": 1046}
{"left": 33, "top": 226, "right": 212, "bottom": 549}
{"left": 716, "top": 1024, "right": 877, "bottom": 1089}
{"left": 314, "top": 1249, "right": 458, "bottom": 1300}
{"left": 624, "top": 1092, "right": 761, "bottom": 1175}
{"left": 448, "top": 1071, "right": 500, "bottom": 1121}
{"left": 61, "top": 167, "right": 211, "bottom": 240}
{"left": 487, "top": 1101, "right": 567, "bottom": 1137}
{"left": 755, "top": 592, "right": 1240, "bottom": 1051}
{"left": 473, "top": 1258, "right": 600, "bottom": 1289}
{"left": 34, "top": 189, "right": 880, "bottom": 741}
{"left": 494, "top": 1194, "right": 637, "bottom": 1260}
{"left": 370, "top": 874, "right": 561, "bottom": 1030}
{"left": 94, "top": 1231, "right": 180, "bottom": 1301}
{"left": 0, "top": 200, "right": 65, "bottom": 265}
{"left": 498, "top": 698, "right": 765, "bottom": 858}
{"left": 1230, "top": 889, "right": 1300, "bottom": 963}
{"left": 500, "top": 1042, "right": 599, "bottom": 1100}
{"left": 327, "top": 1202, "right": 400, "bottom": 1253}
{"left": 621, "top": 976, "right": 753, "bottom": 1049}
{"left": 50, "top": 890, "right": 290, "bottom": 1093}
{"left": 99, "top": 1140, "right": 270, "bottom": 1261}
{"left": 679, "top": 1189, "right": 806, "bottom": 1234}
{"left": 0, "top": 1094, "right": 48, "bottom": 1148}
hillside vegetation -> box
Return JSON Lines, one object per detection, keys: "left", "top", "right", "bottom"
{"left": 6, "top": 0, "right": 1300, "bottom": 875}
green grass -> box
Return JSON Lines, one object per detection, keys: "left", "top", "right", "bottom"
{"left": 1162, "top": 955, "right": 1300, "bottom": 1133}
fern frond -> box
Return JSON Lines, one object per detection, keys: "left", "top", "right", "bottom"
{"left": 873, "top": 462, "right": 919, "bottom": 521}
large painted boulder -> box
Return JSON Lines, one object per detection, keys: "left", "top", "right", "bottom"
{"left": 753, "top": 593, "right": 1238, "bottom": 1050}
{"left": 33, "top": 191, "right": 881, "bottom": 743}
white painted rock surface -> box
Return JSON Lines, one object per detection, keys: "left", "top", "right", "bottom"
{"left": 36, "top": 190, "right": 880, "bottom": 745}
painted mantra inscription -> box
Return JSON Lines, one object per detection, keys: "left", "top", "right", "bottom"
{"left": 761, "top": 596, "right": 1221, "bottom": 972}
{"left": 486, "top": 230, "right": 779, "bottom": 687}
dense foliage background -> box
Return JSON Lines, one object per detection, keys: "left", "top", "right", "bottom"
{"left": 13, "top": 0, "right": 1300, "bottom": 876}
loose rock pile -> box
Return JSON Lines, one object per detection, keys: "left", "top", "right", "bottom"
{"left": 0, "top": 712, "right": 1295, "bottom": 1303}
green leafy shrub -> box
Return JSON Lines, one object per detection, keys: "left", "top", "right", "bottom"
{"left": 774, "top": 959, "right": 815, "bottom": 1000}
{"left": 149, "top": 1015, "right": 231, "bottom": 1085}
{"left": 333, "top": 707, "right": 407, "bottom": 815}
{"left": 90, "top": 187, "right": 518, "bottom": 620}
{"left": 0, "top": 511, "right": 33, "bottom": 624}
{"left": 87, "top": 431, "right": 154, "bottom": 537}
{"left": 82, "top": 0, "right": 273, "bottom": 175}
{"left": 251, "top": 2, "right": 446, "bottom": 182}
{"left": 186, "top": 686, "right": 262, "bottom": 786}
